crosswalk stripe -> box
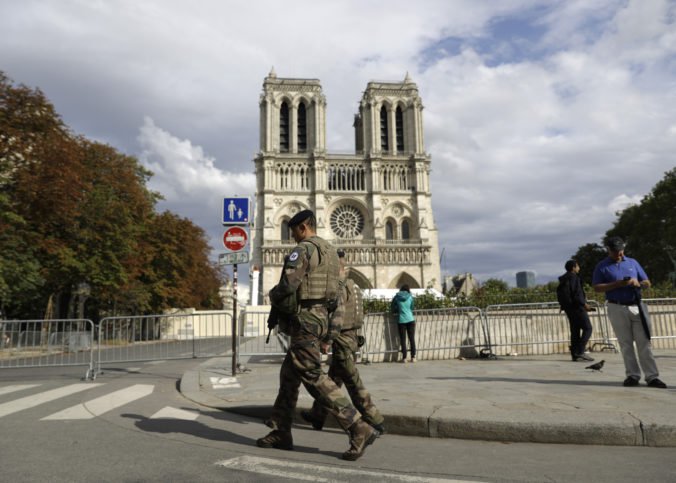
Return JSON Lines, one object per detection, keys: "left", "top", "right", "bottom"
{"left": 41, "top": 384, "right": 154, "bottom": 420}
{"left": 150, "top": 406, "right": 199, "bottom": 420}
{"left": 0, "top": 384, "right": 102, "bottom": 418}
{"left": 0, "top": 384, "right": 41, "bottom": 396}
{"left": 215, "top": 455, "right": 479, "bottom": 482}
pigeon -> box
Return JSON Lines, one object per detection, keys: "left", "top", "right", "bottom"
{"left": 585, "top": 360, "right": 605, "bottom": 372}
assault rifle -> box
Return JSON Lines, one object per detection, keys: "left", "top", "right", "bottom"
{"left": 265, "top": 264, "right": 298, "bottom": 343}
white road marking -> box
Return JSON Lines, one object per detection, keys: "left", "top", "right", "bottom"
{"left": 126, "top": 367, "right": 141, "bottom": 372}
{"left": 41, "top": 384, "right": 154, "bottom": 420}
{"left": 0, "top": 384, "right": 102, "bottom": 418}
{"left": 215, "top": 455, "right": 478, "bottom": 482}
{"left": 145, "top": 360, "right": 166, "bottom": 365}
{"left": 210, "top": 376, "right": 241, "bottom": 389}
{"left": 0, "top": 384, "right": 40, "bottom": 396}
{"left": 150, "top": 406, "right": 199, "bottom": 420}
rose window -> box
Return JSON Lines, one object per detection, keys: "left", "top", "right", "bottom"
{"left": 330, "top": 205, "right": 364, "bottom": 238}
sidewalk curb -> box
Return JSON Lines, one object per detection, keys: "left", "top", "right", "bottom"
{"left": 179, "top": 358, "right": 676, "bottom": 447}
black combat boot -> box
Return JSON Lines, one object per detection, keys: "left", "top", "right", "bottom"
{"left": 300, "top": 410, "right": 324, "bottom": 431}
{"left": 370, "top": 422, "right": 386, "bottom": 436}
{"left": 256, "top": 430, "right": 294, "bottom": 450}
{"left": 342, "top": 420, "right": 378, "bottom": 461}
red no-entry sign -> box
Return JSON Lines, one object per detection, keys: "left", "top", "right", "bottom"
{"left": 223, "top": 226, "right": 248, "bottom": 252}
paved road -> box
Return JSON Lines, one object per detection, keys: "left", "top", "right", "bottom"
{"left": 2, "top": 359, "right": 676, "bottom": 482}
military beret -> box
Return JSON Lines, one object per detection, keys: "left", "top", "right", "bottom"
{"left": 288, "top": 209, "right": 314, "bottom": 228}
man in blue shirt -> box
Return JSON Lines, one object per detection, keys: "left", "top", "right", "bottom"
{"left": 592, "top": 236, "right": 667, "bottom": 388}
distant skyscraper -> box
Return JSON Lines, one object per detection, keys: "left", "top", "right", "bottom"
{"left": 516, "top": 271, "right": 535, "bottom": 288}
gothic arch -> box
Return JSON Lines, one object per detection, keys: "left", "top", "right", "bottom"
{"left": 386, "top": 202, "right": 411, "bottom": 220}
{"left": 385, "top": 217, "right": 396, "bottom": 240}
{"left": 390, "top": 272, "right": 420, "bottom": 289}
{"left": 274, "top": 201, "right": 310, "bottom": 226}
{"left": 401, "top": 217, "right": 414, "bottom": 239}
{"left": 346, "top": 268, "right": 372, "bottom": 290}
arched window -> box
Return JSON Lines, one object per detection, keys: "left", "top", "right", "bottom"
{"left": 380, "top": 106, "right": 389, "bottom": 152}
{"left": 280, "top": 102, "right": 289, "bottom": 152}
{"left": 297, "top": 102, "right": 307, "bottom": 152}
{"left": 401, "top": 220, "right": 410, "bottom": 240}
{"left": 386, "top": 220, "right": 395, "bottom": 240}
{"left": 396, "top": 106, "right": 404, "bottom": 152}
{"left": 281, "top": 219, "right": 290, "bottom": 241}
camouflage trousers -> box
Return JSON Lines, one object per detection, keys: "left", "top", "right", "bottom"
{"left": 268, "top": 311, "right": 361, "bottom": 432}
{"left": 308, "top": 329, "right": 384, "bottom": 427}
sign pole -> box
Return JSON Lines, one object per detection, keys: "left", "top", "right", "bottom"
{"left": 232, "top": 263, "right": 238, "bottom": 376}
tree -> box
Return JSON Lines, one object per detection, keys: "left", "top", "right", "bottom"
{"left": 142, "top": 211, "right": 224, "bottom": 312}
{"left": 1, "top": 72, "right": 226, "bottom": 318}
{"left": 570, "top": 243, "right": 607, "bottom": 286}
{"left": 481, "top": 278, "right": 509, "bottom": 292}
{"left": 607, "top": 168, "right": 676, "bottom": 284}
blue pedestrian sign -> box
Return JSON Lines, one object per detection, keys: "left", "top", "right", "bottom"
{"left": 222, "top": 197, "right": 250, "bottom": 225}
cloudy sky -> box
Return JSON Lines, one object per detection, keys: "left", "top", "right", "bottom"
{"left": 2, "top": 0, "right": 675, "bottom": 288}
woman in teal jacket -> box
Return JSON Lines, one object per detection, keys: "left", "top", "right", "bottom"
{"left": 390, "top": 285, "right": 416, "bottom": 363}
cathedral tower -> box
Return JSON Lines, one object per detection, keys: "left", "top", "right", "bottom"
{"left": 252, "top": 70, "right": 441, "bottom": 302}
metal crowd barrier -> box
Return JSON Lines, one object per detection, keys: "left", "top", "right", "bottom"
{"left": 360, "top": 307, "right": 488, "bottom": 363}
{"left": 613, "top": 298, "right": 676, "bottom": 350}
{"left": 236, "top": 306, "right": 289, "bottom": 360}
{"left": 2, "top": 298, "right": 674, "bottom": 378}
{"left": 94, "top": 311, "right": 233, "bottom": 378}
{"left": 483, "top": 300, "right": 613, "bottom": 356}
{"left": 0, "top": 319, "right": 95, "bottom": 379}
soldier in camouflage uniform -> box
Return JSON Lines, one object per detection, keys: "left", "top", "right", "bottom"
{"left": 302, "top": 250, "right": 385, "bottom": 434}
{"left": 256, "top": 210, "right": 378, "bottom": 461}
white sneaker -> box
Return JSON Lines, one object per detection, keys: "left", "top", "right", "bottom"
{"left": 399, "top": 358, "right": 407, "bottom": 363}
{"left": 410, "top": 357, "right": 416, "bottom": 363}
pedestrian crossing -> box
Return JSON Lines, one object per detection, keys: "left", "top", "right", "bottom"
{"left": 0, "top": 382, "right": 198, "bottom": 422}
{"left": 216, "top": 456, "right": 480, "bottom": 482}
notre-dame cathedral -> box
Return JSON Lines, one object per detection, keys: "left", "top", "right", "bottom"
{"left": 251, "top": 69, "right": 441, "bottom": 303}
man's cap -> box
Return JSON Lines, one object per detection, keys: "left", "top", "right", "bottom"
{"left": 337, "top": 249, "right": 346, "bottom": 258}
{"left": 606, "top": 236, "right": 625, "bottom": 251}
{"left": 288, "top": 209, "right": 314, "bottom": 228}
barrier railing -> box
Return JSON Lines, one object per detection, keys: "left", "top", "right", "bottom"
{"left": 614, "top": 298, "right": 676, "bottom": 350}
{"left": 483, "top": 301, "right": 613, "bottom": 356}
{"left": 2, "top": 298, "right": 674, "bottom": 377}
{"left": 360, "top": 307, "right": 488, "bottom": 362}
{"left": 237, "top": 306, "right": 289, "bottom": 359}
{"left": 95, "top": 311, "right": 233, "bottom": 377}
{"left": 0, "top": 319, "right": 95, "bottom": 379}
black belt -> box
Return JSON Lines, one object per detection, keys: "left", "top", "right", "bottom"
{"left": 608, "top": 300, "right": 637, "bottom": 306}
{"left": 299, "top": 298, "right": 327, "bottom": 308}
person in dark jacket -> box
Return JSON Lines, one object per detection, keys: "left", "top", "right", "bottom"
{"left": 558, "top": 260, "right": 594, "bottom": 362}
{"left": 390, "top": 285, "right": 416, "bottom": 363}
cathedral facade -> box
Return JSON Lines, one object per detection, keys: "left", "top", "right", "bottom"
{"left": 251, "top": 70, "right": 441, "bottom": 302}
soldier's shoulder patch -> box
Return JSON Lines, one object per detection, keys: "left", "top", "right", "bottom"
{"left": 286, "top": 248, "right": 304, "bottom": 266}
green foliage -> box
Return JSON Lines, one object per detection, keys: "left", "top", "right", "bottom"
{"left": 570, "top": 243, "right": 607, "bottom": 285}
{"left": 571, "top": 168, "right": 676, "bottom": 287}
{"left": 363, "top": 298, "right": 390, "bottom": 314}
{"left": 606, "top": 167, "right": 676, "bottom": 285}
{"left": 0, "top": 72, "right": 225, "bottom": 319}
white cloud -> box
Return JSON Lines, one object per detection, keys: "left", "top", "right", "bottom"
{"left": 607, "top": 194, "right": 642, "bottom": 215}
{"left": 137, "top": 117, "right": 256, "bottom": 256}
{"left": 2, "top": 0, "right": 675, "bottom": 287}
